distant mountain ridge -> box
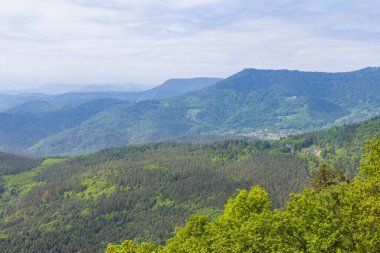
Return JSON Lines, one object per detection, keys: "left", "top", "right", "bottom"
{"left": 134, "top": 77, "right": 223, "bottom": 101}
{"left": 0, "top": 77, "right": 222, "bottom": 113}
{"left": 0, "top": 83, "right": 149, "bottom": 95}
{"left": 1, "top": 68, "right": 380, "bottom": 155}
{"left": 0, "top": 77, "right": 222, "bottom": 153}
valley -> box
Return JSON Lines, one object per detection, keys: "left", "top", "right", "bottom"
{"left": 0, "top": 68, "right": 380, "bottom": 156}
{"left": 0, "top": 115, "right": 379, "bottom": 252}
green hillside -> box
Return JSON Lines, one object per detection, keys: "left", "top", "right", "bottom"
{"left": 274, "top": 116, "right": 380, "bottom": 177}
{"left": 30, "top": 67, "right": 380, "bottom": 155}
{"left": 0, "top": 151, "right": 42, "bottom": 175}
{"left": 106, "top": 135, "right": 380, "bottom": 253}
{"left": 0, "top": 141, "right": 309, "bottom": 253}
{"left": 0, "top": 99, "right": 127, "bottom": 152}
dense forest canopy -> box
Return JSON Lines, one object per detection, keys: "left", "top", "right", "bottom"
{"left": 106, "top": 135, "right": 380, "bottom": 253}
{"left": 0, "top": 141, "right": 309, "bottom": 253}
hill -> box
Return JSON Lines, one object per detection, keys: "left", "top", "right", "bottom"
{"left": 0, "top": 77, "right": 221, "bottom": 114}
{"left": 30, "top": 67, "right": 380, "bottom": 155}
{"left": 0, "top": 93, "right": 50, "bottom": 113}
{"left": 0, "top": 99, "right": 127, "bottom": 152}
{"left": 134, "top": 78, "right": 223, "bottom": 101}
{"left": 106, "top": 135, "right": 380, "bottom": 253}
{"left": 0, "top": 151, "right": 42, "bottom": 175}
{"left": 0, "top": 78, "right": 221, "bottom": 154}
{"left": 274, "top": 116, "right": 380, "bottom": 177}
{"left": 1, "top": 116, "right": 379, "bottom": 252}
{"left": 0, "top": 141, "right": 309, "bottom": 253}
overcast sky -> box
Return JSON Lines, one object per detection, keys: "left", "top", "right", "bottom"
{"left": 0, "top": 0, "right": 379, "bottom": 89}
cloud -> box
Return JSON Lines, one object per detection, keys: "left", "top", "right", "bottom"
{"left": 0, "top": 0, "right": 379, "bottom": 89}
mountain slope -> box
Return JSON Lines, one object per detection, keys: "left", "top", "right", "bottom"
{"left": 0, "top": 99, "right": 127, "bottom": 152}
{"left": 0, "top": 151, "right": 42, "bottom": 175}
{"left": 0, "top": 93, "right": 50, "bottom": 112}
{"left": 0, "top": 141, "right": 309, "bottom": 253}
{"left": 31, "top": 67, "right": 380, "bottom": 155}
{"left": 275, "top": 116, "right": 380, "bottom": 177}
{"left": 107, "top": 136, "right": 380, "bottom": 253}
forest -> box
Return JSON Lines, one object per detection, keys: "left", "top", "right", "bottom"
{"left": 0, "top": 141, "right": 309, "bottom": 252}
{"left": 0, "top": 117, "right": 379, "bottom": 252}
{"left": 106, "top": 135, "right": 380, "bottom": 253}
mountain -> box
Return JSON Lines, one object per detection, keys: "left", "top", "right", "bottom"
{"left": 0, "top": 93, "right": 50, "bottom": 112}
{"left": 275, "top": 116, "right": 380, "bottom": 177}
{"left": 0, "top": 77, "right": 221, "bottom": 154}
{"left": 30, "top": 67, "right": 380, "bottom": 155}
{"left": 1, "top": 68, "right": 380, "bottom": 155}
{"left": 75, "top": 84, "right": 149, "bottom": 93}
{"left": 0, "top": 77, "right": 220, "bottom": 113}
{"left": 134, "top": 78, "right": 223, "bottom": 101}
{"left": 0, "top": 99, "right": 127, "bottom": 152}
{"left": 1, "top": 116, "right": 379, "bottom": 252}
{"left": 4, "top": 100, "right": 63, "bottom": 115}
{"left": 39, "top": 78, "right": 222, "bottom": 104}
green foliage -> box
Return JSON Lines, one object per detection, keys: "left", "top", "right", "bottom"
{"left": 0, "top": 175, "right": 5, "bottom": 195}
{"left": 360, "top": 134, "right": 380, "bottom": 178}
{"left": 0, "top": 141, "right": 309, "bottom": 253}
{"left": 0, "top": 151, "right": 42, "bottom": 175}
{"left": 107, "top": 134, "right": 380, "bottom": 253}
{"left": 0, "top": 158, "right": 64, "bottom": 219}
{"left": 310, "top": 162, "right": 347, "bottom": 192}
{"left": 275, "top": 116, "right": 380, "bottom": 177}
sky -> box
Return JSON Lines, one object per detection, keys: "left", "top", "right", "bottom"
{"left": 0, "top": 0, "right": 379, "bottom": 89}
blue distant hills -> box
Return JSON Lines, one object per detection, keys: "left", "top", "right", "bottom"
{"left": 0, "top": 68, "right": 379, "bottom": 155}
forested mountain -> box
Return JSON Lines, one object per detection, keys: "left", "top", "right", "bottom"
{"left": 1, "top": 68, "right": 380, "bottom": 155}
{"left": 30, "top": 67, "right": 380, "bottom": 155}
{"left": 0, "top": 93, "right": 50, "bottom": 113}
{"left": 0, "top": 78, "right": 220, "bottom": 154}
{"left": 0, "top": 151, "right": 42, "bottom": 175}
{"left": 0, "top": 141, "right": 309, "bottom": 253}
{"left": 106, "top": 135, "right": 380, "bottom": 253}
{"left": 0, "top": 116, "right": 379, "bottom": 252}
{"left": 274, "top": 116, "right": 380, "bottom": 177}
{"left": 0, "top": 77, "right": 221, "bottom": 113}
{"left": 0, "top": 99, "right": 128, "bottom": 152}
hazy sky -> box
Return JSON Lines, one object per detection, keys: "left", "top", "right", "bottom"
{"left": 1, "top": 0, "right": 379, "bottom": 89}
